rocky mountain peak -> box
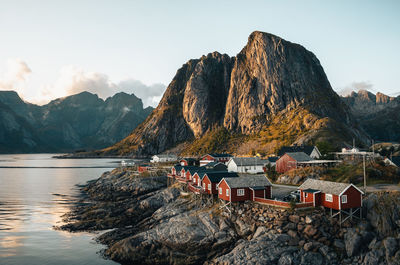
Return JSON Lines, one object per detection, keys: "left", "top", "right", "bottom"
{"left": 105, "top": 31, "right": 363, "bottom": 157}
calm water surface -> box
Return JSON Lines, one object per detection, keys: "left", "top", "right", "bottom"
{"left": 0, "top": 154, "right": 124, "bottom": 265}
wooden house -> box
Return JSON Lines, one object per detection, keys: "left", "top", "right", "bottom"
{"left": 171, "top": 165, "right": 182, "bottom": 177}
{"left": 200, "top": 172, "right": 239, "bottom": 195}
{"left": 298, "top": 179, "right": 363, "bottom": 210}
{"left": 200, "top": 153, "right": 233, "bottom": 166}
{"left": 276, "top": 152, "right": 312, "bottom": 173}
{"left": 218, "top": 175, "right": 272, "bottom": 202}
{"left": 180, "top": 158, "right": 199, "bottom": 166}
{"left": 278, "top": 145, "right": 321, "bottom": 159}
{"left": 226, "top": 157, "right": 266, "bottom": 173}
{"left": 151, "top": 154, "right": 178, "bottom": 163}
{"left": 138, "top": 165, "right": 151, "bottom": 173}
{"left": 203, "top": 161, "right": 228, "bottom": 171}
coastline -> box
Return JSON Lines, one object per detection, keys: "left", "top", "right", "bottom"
{"left": 58, "top": 167, "right": 400, "bottom": 265}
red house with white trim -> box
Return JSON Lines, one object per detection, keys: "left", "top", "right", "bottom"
{"left": 218, "top": 175, "right": 272, "bottom": 202}
{"left": 276, "top": 152, "right": 312, "bottom": 173}
{"left": 200, "top": 172, "right": 239, "bottom": 195}
{"left": 200, "top": 153, "right": 233, "bottom": 166}
{"left": 298, "top": 179, "right": 364, "bottom": 210}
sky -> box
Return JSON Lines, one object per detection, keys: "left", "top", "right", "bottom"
{"left": 0, "top": 0, "right": 399, "bottom": 107}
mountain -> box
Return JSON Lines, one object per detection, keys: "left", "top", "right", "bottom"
{"left": 342, "top": 90, "right": 400, "bottom": 142}
{"left": 0, "top": 91, "right": 153, "bottom": 153}
{"left": 103, "top": 31, "right": 365, "bottom": 157}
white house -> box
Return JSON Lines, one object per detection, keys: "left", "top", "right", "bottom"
{"left": 150, "top": 154, "right": 178, "bottom": 163}
{"left": 227, "top": 157, "right": 265, "bottom": 174}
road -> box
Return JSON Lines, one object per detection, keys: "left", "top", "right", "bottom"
{"left": 366, "top": 184, "right": 400, "bottom": 193}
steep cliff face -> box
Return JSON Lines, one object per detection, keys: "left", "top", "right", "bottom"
{"left": 104, "top": 31, "right": 364, "bottom": 157}
{"left": 224, "top": 31, "right": 350, "bottom": 133}
{"left": 342, "top": 90, "right": 400, "bottom": 142}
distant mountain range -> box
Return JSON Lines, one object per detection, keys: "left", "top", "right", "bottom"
{"left": 0, "top": 91, "right": 153, "bottom": 153}
{"left": 341, "top": 90, "right": 400, "bottom": 143}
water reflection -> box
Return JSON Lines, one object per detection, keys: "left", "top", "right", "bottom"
{"left": 0, "top": 154, "right": 121, "bottom": 265}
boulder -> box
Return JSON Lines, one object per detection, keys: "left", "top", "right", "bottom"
{"left": 288, "top": 215, "right": 300, "bottom": 223}
{"left": 383, "top": 237, "right": 398, "bottom": 258}
{"left": 303, "top": 242, "right": 313, "bottom": 251}
{"left": 305, "top": 216, "right": 313, "bottom": 224}
{"left": 303, "top": 225, "right": 318, "bottom": 237}
{"left": 363, "top": 249, "right": 384, "bottom": 265}
{"left": 300, "top": 252, "right": 323, "bottom": 265}
{"left": 345, "top": 229, "right": 363, "bottom": 257}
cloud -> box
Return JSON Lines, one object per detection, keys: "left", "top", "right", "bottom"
{"left": 0, "top": 59, "right": 32, "bottom": 96}
{"left": 0, "top": 59, "right": 166, "bottom": 107}
{"left": 118, "top": 79, "right": 166, "bottom": 107}
{"left": 337, "top": 81, "right": 375, "bottom": 96}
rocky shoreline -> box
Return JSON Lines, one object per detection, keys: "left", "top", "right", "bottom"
{"left": 58, "top": 168, "right": 400, "bottom": 265}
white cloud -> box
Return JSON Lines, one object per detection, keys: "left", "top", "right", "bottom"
{"left": 337, "top": 81, "right": 376, "bottom": 96}
{"left": 0, "top": 59, "right": 166, "bottom": 107}
{"left": 0, "top": 59, "right": 32, "bottom": 98}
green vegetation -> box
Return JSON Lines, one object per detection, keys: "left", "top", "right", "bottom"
{"left": 182, "top": 126, "right": 244, "bottom": 155}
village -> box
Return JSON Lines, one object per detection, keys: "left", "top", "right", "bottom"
{"left": 123, "top": 145, "right": 400, "bottom": 225}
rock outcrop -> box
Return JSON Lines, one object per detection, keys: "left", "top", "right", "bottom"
{"left": 59, "top": 168, "right": 400, "bottom": 265}
{"left": 105, "top": 31, "right": 365, "bottom": 157}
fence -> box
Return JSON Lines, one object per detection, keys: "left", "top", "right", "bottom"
{"left": 188, "top": 183, "right": 201, "bottom": 194}
{"left": 253, "top": 197, "right": 313, "bottom": 209}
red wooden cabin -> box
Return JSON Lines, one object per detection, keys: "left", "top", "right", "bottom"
{"left": 180, "top": 158, "right": 199, "bottom": 166}
{"left": 138, "top": 165, "right": 151, "bottom": 173}
{"left": 200, "top": 172, "right": 239, "bottom": 195}
{"left": 218, "top": 175, "right": 272, "bottom": 202}
{"left": 298, "top": 179, "right": 363, "bottom": 210}
{"left": 200, "top": 153, "right": 233, "bottom": 166}
{"left": 276, "top": 152, "right": 312, "bottom": 173}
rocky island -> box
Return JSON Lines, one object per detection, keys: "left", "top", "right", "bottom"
{"left": 59, "top": 167, "right": 400, "bottom": 265}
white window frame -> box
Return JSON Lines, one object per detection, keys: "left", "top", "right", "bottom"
{"left": 325, "top": 193, "right": 333, "bottom": 202}
{"left": 219, "top": 188, "right": 222, "bottom": 195}
{"left": 341, "top": 195, "right": 347, "bottom": 204}
{"left": 237, "top": 189, "right": 245, "bottom": 196}
{"left": 226, "top": 189, "right": 229, "bottom": 196}
{"left": 208, "top": 184, "right": 211, "bottom": 191}
{"left": 203, "top": 183, "right": 205, "bottom": 189}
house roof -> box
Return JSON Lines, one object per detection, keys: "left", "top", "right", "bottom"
{"left": 299, "top": 178, "right": 363, "bottom": 196}
{"left": 278, "top": 146, "right": 317, "bottom": 157}
{"left": 154, "top": 154, "right": 177, "bottom": 158}
{"left": 180, "top": 158, "right": 197, "bottom": 162}
{"left": 267, "top": 156, "right": 279, "bottom": 163}
{"left": 204, "top": 153, "right": 233, "bottom": 158}
{"left": 285, "top": 152, "right": 312, "bottom": 162}
{"left": 229, "top": 157, "right": 265, "bottom": 166}
{"left": 173, "top": 165, "right": 183, "bottom": 171}
{"left": 204, "top": 161, "right": 227, "bottom": 169}
{"left": 303, "top": 188, "right": 321, "bottom": 193}
{"left": 222, "top": 175, "right": 272, "bottom": 188}
{"left": 202, "top": 171, "right": 239, "bottom": 182}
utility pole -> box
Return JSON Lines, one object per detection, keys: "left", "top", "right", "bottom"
{"left": 363, "top": 154, "right": 367, "bottom": 193}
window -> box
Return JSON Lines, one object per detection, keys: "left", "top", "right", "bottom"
{"left": 341, "top": 195, "right": 347, "bottom": 204}
{"left": 219, "top": 188, "right": 222, "bottom": 195}
{"left": 208, "top": 184, "right": 211, "bottom": 191}
{"left": 203, "top": 183, "right": 205, "bottom": 189}
{"left": 325, "top": 194, "right": 333, "bottom": 202}
{"left": 226, "top": 189, "right": 229, "bottom": 196}
{"left": 305, "top": 193, "right": 308, "bottom": 198}
{"left": 237, "top": 189, "right": 245, "bottom": 196}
